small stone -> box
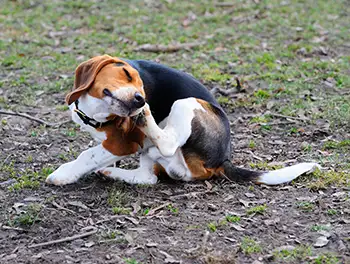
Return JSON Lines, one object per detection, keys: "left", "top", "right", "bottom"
{"left": 84, "top": 241, "right": 95, "bottom": 248}
{"left": 146, "top": 243, "right": 158, "bottom": 247}
{"left": 245, "top": 192, "right": 255, "bottom": 198}
{"left": 314, "top": 236, "right": 329, "bottom": 248}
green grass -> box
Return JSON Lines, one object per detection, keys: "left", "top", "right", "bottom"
{"left": 225, "top": 215, "right": 241, "bottom": 223}
{"left": 207, "top": 222, "right": 217, "bottom": 232}
{"left": 273, "top": 245, "right": 312, "bottom": 262}
{"left": 311, "top": 224, "right": 331, "bottom": 232}
{"left": 112, "top": 207, "right": 131, "bottom": 215}
{"left": 108, "top": 188, "right": 130, "bottom": 208}
{"left": 240, "top": 237, "right": 262, "bottom": 254}
{"left": 296, "top": 201, "right": 315, "bottom": 212}
{"left": 306, "top": 169, "right": 350, "bottom": 190}
{"left": 246, "top": 204, "right": 267, "bottom": 215}
{"left": 9, "top": 203, "right": 42, "bottom": 226}
{"left": 0, "top": 163, "right": 53, "bottom": 191}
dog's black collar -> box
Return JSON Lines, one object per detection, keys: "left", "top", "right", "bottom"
{"left": 74, "top": 100, "right": 113, "bottom": 129}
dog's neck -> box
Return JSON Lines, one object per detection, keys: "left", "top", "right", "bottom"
{"left": 76, "top": 93, "right": 110, "bottom": 121}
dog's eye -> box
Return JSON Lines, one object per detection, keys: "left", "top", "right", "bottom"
{"left": 114, "top": 62, "right": 125, "bottom": 67}
{"left": 123, "top": 68, "right": 132, "bottom": 82}
{"left": 103, "top": 88, "right": 113, "bottom": 97}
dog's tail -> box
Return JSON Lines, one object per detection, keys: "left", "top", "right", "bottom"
{"left": 219, "top": 160, "right": 320, "bottom": 185}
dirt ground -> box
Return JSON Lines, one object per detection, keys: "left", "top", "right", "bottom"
{"left": 0, "top": 1, "right": 349, "bottom": 263}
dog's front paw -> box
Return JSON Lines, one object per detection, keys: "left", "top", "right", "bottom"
{"left": 46, "top": 163, "right": 80, "bottom": 186}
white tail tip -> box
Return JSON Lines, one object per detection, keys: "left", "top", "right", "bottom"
{"left": 257, "top": 162, "right": 321, "bottom": 185}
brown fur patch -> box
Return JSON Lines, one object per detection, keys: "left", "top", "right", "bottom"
{"left": 97, "top": 119, "right": 145, "bottom": 156}
{"left": 153, "top": 164, "right": 166, "bottom": 177}
{"left": 184, "top": 153, "right": 217, "bottom": 180}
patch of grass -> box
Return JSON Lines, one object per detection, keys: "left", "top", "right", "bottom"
{"left": 240, "top": 237, "right": 262, "bottom": 254}
{"left": 327, "top": 209, "right": 338, "bottom": 216}
{"left": 225, "top": 215, "right": 241, "bottom": 223}
{"left": 249, "top": 115, "right": 271, "bottom": 124}
{"left": 248, "top": 140, "right": 256, "bottom": 149}
{"left": 9, "top": 167, "right": 53, "bottom": 191}
{"left": 108, "top": 188, "right": 130, "bottom": 208}
{"left": 64, "top": 128, "right": 77, "bottom": 137}
{"left": 306, "top": 169, "right": 349, "bottom": 190}
{"left": 207, "top": 222, "right": 217, "bottom": 232}
{"left": 312, "top": 253, "right": 340, "bottom": 264}
{"left": 9, "top": 203, "right": 42, "bottom": 226}
{"left": 143, "top": 208, "right": 150, "bottom": 216}
{"left": 273, "top": 245, "right": 312, "bottom": 262}
{"left": 217, "top": 96, "right": 230, "bottom": 105}
{"left": 56, "top": 105, "right": 69, "bottom": 111}
{"left": 311, "top": 224, "right": 330, "bottom": 232}
{"left": 112, "top": 207, "right": 131, "bottom": 215}
{"left": 0, "top": 161, "right": 16, "bottom": 180}
{"left": 246, "top": 204, "right": 267, "bottom": 215}
{"left": 296, "top": 201, "right": 315, "bottom": 212}
{"left": 167, "top": 204, "right": 179, "bottom": 215}
{"left": 323, "top": 140, "right": 350, "bottom": 150}
{"left": 253, "top": 89, "right": 271, "bottom": 100}
{"left": 124, "top": 259, "right": 141, "bottom": 264}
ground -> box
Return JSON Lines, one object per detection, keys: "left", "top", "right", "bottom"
{"left": 0, "top": 0, "right": 349, "bottom": 263}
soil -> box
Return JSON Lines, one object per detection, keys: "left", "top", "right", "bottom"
{"left": 0, "top": 96, "right": 349, "bottom": 264}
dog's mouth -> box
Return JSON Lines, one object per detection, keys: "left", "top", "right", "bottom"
{"left": 103, "top": 88, "right": 145, "bottom": 117}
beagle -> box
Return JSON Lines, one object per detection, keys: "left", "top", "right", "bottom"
{"left": 46, "top": 55, "right": 319, "bottom": 186}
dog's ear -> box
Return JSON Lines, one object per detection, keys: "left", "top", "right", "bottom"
{"left": 65, "top": 55, "right": 116, "bottom": 105}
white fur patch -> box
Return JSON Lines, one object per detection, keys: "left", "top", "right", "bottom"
{"left": 46, "top": 144, "right": 123, "bottom": 185}
{"left": 99, "top": 154, "right": 157, "bottom": 184}
{"left": 140, "top": 98, "right": 205, "bottom": 157}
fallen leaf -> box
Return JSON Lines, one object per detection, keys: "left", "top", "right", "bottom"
{"left": 239, "top": 199, "right": 251, "bottom": 207}
{"left": 84, "top": 241, "right": 95, "bottom": 248}
{"left": 67, "top": 201, "right": 89, "bottom": 210}
{"left": 231, "top": 224, "right": 245, "bottom": 231}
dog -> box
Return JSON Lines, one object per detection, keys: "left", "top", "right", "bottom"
{"left": 46, "top": 55, "right": 319, "bottom": 186}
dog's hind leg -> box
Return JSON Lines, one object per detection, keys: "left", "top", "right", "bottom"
{"left": 138, "top": 98, "right": 206, "bottom": 157}
{"left": 98, "top": 153, "right": 158, "bottom": 184}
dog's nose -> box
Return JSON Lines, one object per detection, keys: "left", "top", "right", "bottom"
{"left": 133, "top": 92, "right": 145, "bottom": 108}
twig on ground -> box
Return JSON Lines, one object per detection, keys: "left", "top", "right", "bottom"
{"left": 1, "top": 225, "right": 26, "bottom": 232}
{"left": 0, "top": 154, "right": 12, "bottom": 168}
{"left": 215, "top": 2, "right": 235, "bottom": 7}
{"left": 210, "top": 87, "right": 238, "bottom": 96}
{"left": 269, "top": 112, "right": 308, "bottom": 122}
{"left": 28, "top": 228, "right": 97, "bottom": 248}
{"left": 95, "top": 215, "right": 124, "bottom": 225}
{"left": 134, "top": 42, "right": 205, "bottom": 53}
{"left": 0, "top": 110, "right": 71, "bottom": 127}
{"left": 219, "top": 171, "right": 234, "bottom": 183}
{"left": 170, "top": 191, "right": 213, "bottom": 200}
{"left": 51, "top": 201, "right": 77, "bottom": 215}
{"left": 146, "top": 202, "right": 170, "bottom": 216}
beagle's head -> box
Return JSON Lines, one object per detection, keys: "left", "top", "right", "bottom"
{"left": 66, "top": 55, "right": 145, "bottom": 117}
